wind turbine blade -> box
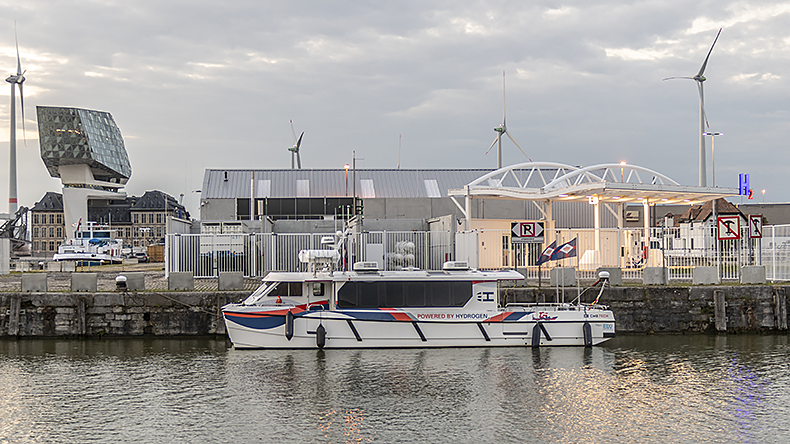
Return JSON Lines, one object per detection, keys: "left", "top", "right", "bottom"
{"left": 697, "top": 28, "right": 722, "bottom": 78}
{"left": 662, "top": 76, "right": 694, "bottom": 81}
{"left": 15, "top": 22, "right": 21, "bottom": 75}
{"left": 484, "top": 137, "right": 497, "bottom": 155}
{"left": 506, "top": 131, "right": 532, "bottom": 162}
{"left": 502, "top": 70, "right": 506, "bottom": 125}
{"left": 290, "top": 119, "right": 297, "bottom": 143}
{"left": 296, "top": 131, "right": 304, "bottom": 149}
{"left": 697, "top": 82, "right": 709, "bottom": 128}
{"left": 296, "top": 151, "right": 302, "bottom": 169}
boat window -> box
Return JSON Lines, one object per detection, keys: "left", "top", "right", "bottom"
{"left": 312, "top": 282, "right": 325, "bottom": 296}
{"left": 337, "top": 281, "right": 472, "bottom": 308}
{"left": 268, "top": 282, "right": 303, "bottom": 297}
{"left": 385, "top": 282, "right": 404, "bottom": 307}
{"left": 405, "top": 282, "right": 425, "bottom": 306}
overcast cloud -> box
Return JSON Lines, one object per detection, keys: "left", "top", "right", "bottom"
{"left": 1, "top": 0, "right": 789, "bottom": 216}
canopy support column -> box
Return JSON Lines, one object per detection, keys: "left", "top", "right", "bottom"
{"left": 643, "top": 199, "right": 650, "bottom": 262}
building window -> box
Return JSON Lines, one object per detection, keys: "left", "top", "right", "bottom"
{"left": 33, "top": 241, "right": 38, "bottom": 251}
{"left": 49, "top": 214, "right": 55, "bottom": 224}
{"left": 157, "top": 227, "right": 162, "bottom": 237}
{"left": 56, "top": 214, "right": 62, "bottom": 224}
{"left": 34, "top": 214, "right": 39, "bottom": 224}
{"left": 49, "top": 241, "right": 55, "bottom": 251}
{"left": 134, "top": 214, "right": 139, "bottom": 223}
{"left": 33, "top": 228, "right": 38, "bottom": 238}
{"left": 56, "top": 227, "right": 62, "bottom": 237}
{"left": 49, "top": 227, "right": 54, "bottom": 237}
{"left": 156, "top": 213, "right": 162, "bottom": 224}
{"left": 125, "top": 227, "right": 131, "bottom": 238}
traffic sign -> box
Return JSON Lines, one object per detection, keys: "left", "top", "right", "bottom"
{"left": 717, "top": 216, "right": 741, "bottom": 240}
{"left": 511, "top": 221, "right": 544, "bottom": 243}
{"left": 749, "top": 215, "right": 763, "bottom": 239}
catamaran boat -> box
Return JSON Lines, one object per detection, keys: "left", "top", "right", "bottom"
{"left": 53, "top": 222, "right": 124, "bottom": 265}
{"left": 222, "top": 249, "right": 616, "bottom": 349}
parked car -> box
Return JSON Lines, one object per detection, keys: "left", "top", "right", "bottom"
{"left": 133, "top": 252, "right": 149, "bottom": 263}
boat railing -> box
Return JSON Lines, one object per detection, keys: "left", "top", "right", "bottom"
{"left": 505, "top": 302, "right": 609, "bottom": 311}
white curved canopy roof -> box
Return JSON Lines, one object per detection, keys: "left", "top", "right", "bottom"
{"left": 449, "top": 162, "right": 739, "bottom": 205}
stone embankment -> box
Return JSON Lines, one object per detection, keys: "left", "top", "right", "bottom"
{"left": 0, "top": 264, "right": 787, "bottom": 337}
{"left": 502, "top": 285, "right": 788, "bottom": 333}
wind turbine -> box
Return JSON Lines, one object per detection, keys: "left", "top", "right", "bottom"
{"left": 288, "top": 119, "right": 304, "bottom": 169}
{"left": 663, "top": 28, "right": 722, "bottom": 188}
{"left": 485, "top": 71, "right": 532, "bottom": 169}
{"left": 5, "top": 23, "right": 25, "bottom": 214}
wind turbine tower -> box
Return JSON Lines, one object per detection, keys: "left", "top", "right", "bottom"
{"left": 664, "top": 28, "right": 722, "bottom": 188}
{"left": 5, "top": 25, "right": 25, "bottom": 214}
{"left": 486, "top": 71, "right": 531, "bottom": 169}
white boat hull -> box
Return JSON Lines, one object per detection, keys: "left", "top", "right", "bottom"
{"left": 223, "top": 306, "right": 615, "bottom": 349}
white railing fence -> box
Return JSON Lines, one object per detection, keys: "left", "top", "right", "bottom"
{"left": 166, "top": 225, "right": 790, "bottom": 282}
{"left": 166, "top": 231, "right": 452, "bottom": 278}
{"left": 460, "top": 224, "right": 776, "bottom": 282}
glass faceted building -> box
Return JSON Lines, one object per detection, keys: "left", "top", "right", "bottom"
{"left": 37, "top": 106, "right": 132, "bottom": 184}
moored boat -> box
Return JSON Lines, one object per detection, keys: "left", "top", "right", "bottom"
{"left": 53, "top": 222, "right": 124, "bottom": 265}
{"left": 222, "top": 250, "right": 615, "bottom": 349}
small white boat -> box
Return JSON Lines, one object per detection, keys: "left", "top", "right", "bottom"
{"left": 53, "top": 222, "right": 124, "bottom": 265}
{"left": 222, "top": 250, "right": 615, "bottom": 349}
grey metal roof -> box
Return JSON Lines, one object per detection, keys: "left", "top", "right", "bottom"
{"left": 202, "top": 169, "right": 495, "bottom": 199}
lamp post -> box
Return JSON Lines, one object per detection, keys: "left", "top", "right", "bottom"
{"left": 703, "top": 132, "right": 723, "bottom": 187}
{"left": 344, "top": 164, "right": 350, "bottom": 197}
{"left": 762, "top": 189, "right": 766, "bottom": 203}
{"left": 619, "top": 160, "right": 626, "bottom": 182}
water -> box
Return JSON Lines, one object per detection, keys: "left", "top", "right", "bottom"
{"left": 0, "top": 335, "right": 788, "bottom": 443}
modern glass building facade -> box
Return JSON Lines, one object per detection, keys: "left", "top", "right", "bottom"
{"left": 37, "top": 106, "right": 132, "bottom": 183}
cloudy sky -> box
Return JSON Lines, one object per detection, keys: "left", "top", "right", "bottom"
{"left": 1, "top": 0, "right": 789, "bottom": 217}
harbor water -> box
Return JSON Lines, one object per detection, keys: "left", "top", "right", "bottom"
{"left": 0, "top": 335, "right": 788, "bottom": 443}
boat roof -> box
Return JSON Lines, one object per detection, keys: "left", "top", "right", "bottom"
{"left": 262, "top": 269, "right": 524, "bottom": 282}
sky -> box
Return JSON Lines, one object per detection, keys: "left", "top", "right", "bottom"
{"left": 1, "top": 0, "right": 789, "bottom": 218}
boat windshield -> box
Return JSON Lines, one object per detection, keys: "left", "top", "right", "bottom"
{"left": 242, "top": 282, "right": 278, "bottom": 305}
{"left": 242, "top": 281, "right": 303, "bottom": 305}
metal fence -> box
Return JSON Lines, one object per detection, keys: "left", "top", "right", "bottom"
{"left": 763, "top": 224, "right": 790, "bottom": 281}
{"left": 166, "top": 231, "right": 452, "bottom": 278}
{"left": 166, "top": 224, "right": 790, "bottom": 282}
{"left": 458, "top": 224, "right": 770, "bottom": 282}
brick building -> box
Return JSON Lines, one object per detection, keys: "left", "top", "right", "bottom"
{"left": 29, "top": 190, "right": 189, "bottom": 257}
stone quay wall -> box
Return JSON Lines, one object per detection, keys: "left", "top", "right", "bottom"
{"left": 0, "top": 292, "right": 248, "bottom": 338}
{"left": 0, "top": 286, "right": 787, "bottom": 338}
{"left": 502, "top": 285, "right": 789, "bottom": 334}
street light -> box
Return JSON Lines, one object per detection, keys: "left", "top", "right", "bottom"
{"left": 619, "top": 161, "right": 626, "bottom": 182}
{"left": 762, "top": 189, "right": 766, "bottom": 203}
{"left": 344, "top": 164, "right": 350, "bottom": 197}
{"left": 702, "top": 132, "right": 723, "bottom": 187}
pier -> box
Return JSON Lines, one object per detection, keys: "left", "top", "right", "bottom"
{"left": 0, "top": 265, "right": 787, "bottom": 337}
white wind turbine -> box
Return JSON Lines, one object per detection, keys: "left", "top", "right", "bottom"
{"left": 485, "top": 71, "right": 531, "bottom": 169}
{"left": 664, "top": 28, "right": 722, "bottom": 188}
{"left": 5, "top": 23, "right": 25, "bottom": 214}
{"left": 288, "top": 119, "right": 304, "bottom": 169}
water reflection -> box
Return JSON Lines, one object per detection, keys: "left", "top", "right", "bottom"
{"left": 0, "top": 336, "right": 787, "bottom": 443}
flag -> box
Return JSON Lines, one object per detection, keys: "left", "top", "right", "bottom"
{"left": 550, "top": 238, "right": 577, "bottom": 261}
{"left": 535, "top": 240, "right": 556, "bottom": 266}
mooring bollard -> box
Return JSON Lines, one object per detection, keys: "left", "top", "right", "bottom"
{"left": 116, "top": 275, "right": 127, "bottom": 291}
